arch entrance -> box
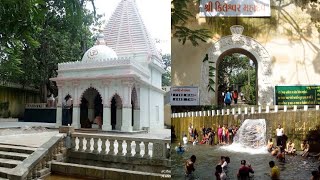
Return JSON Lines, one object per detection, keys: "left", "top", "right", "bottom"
{"left": 200, "top": 25, "right": 273, "bottom": 105}
{"left": 110, "top": 94, "right": 122, "bottom": 130}
{"left": 80, "top": 87, "right": 103, "bottom": 128}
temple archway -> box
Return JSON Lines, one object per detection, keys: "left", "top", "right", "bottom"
{"left": 111, "top": 94, "right": 122, "bottom": 130}
{"left": 200, "top": 25, "right": 273, "bottom": 106}
{"left": 80, "top": 87, "right": 103, "bottom": 128}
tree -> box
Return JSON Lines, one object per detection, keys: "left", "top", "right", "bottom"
{"left": 162, "top": 54, "right": 171, "bottom": 86}
{"left": 0, "top": 0, "right": 101, "bottom": 101}
{"left": 218, "top": 54, "right": 251, "bottom": 87}
{"left": 171, "top": 0, "right": 211, "bottom": 46}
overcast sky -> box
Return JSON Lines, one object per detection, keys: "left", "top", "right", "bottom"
{"left": 87, "top": 0, "right": 171, "bottom": 54}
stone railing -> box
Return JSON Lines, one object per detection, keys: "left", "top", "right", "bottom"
{"left": 172, "top": 105, "right": 320, "bottom": 118}
{"left": 7, "top": 134, "right": 66, "bottom": 180}
{"left": 71, "top": 133, "right": 171, "bottom": 160}
{"left": 25, "top": 103, "right": 47, "bottom": 109}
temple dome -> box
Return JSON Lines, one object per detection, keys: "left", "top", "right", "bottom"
{"left": 82, "top": 45, "right": 118, "bottom": 62}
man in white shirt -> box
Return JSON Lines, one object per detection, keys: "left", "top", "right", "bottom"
{"left": 276, "top": 124, "right": 284, "bottom": 147}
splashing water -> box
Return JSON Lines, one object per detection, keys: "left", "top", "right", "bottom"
{"left": 220, "top": 119, "right": 268, "bottom": 154}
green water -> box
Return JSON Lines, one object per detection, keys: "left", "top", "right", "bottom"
{"left": 172, "top": 143, "right": 320, "bottom": 180}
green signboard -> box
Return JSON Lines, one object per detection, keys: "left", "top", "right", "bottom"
{"left": 275, "top": 86, "right": 320, "bottom": 105}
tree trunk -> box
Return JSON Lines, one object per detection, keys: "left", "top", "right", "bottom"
{"left": 39, "top": 83, "right": 47, "bottom": 103}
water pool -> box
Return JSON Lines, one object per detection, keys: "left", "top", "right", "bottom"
{"left": 171, "top": 143, "right": 320, "bottom": 180}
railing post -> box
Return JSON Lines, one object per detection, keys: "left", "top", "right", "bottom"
{"left": 109, "top": 139, "right": 115, "bottom": 155}
{"left": 27, "top": 171, "right": 32, "bottom": 180}
{"left": 93, "top": 138, "right": 99, "bottom": 154}
{"left": 126, "top": 140, "right": 132, "bottom": 157}
{"left": 134, "top": 141, "right": 141, "bottom": 157}
{"left": 85, "top": 137, "right": 91, "bottom": 152}
{"left": 101, "top": 138, "right": 107, "bottom": 154}
{"left": 293, "top": 105, "right": 297, "bottom": 111}
{"left": 71, "top": 136, "right": 77, "bottom": 151}
{"left": 143, "top": 141, "right": 150, "bottom": 158}
{"left": 118, "top": 140, "right": 124, "bottom": 156}
{"left": 79, "top": 137, "right": 84, "bottom": 152}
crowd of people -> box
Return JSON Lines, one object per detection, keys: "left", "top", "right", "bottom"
{"left": 181, "top": 123, "right": 319, "bottom": 179}
{"left": 185, "top": 123, "right": 239, "bottom": 146}
{"left": 185, "top": 154, "right": 283, "bottom": 180}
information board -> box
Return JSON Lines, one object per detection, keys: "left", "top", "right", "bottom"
{"left": 170, "top": 87, "right": 199, "bottom": 106}
{"left": 275, "top": 86, "right": 320, "bottom": 105}
{"left": 199, "top": 0, "right": 271, "bottom": 17}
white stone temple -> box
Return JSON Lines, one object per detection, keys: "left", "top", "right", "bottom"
{"left": 50, "top": 0, "right": 165, "bottom": 132}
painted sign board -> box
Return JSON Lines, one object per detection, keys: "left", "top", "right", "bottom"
{"left": 170, "top": 87, "right": 199, "bottom": 106}
{"left": 275, "top": 85, "right": 320, "bottom": 105}
{"left": 199, "top": 0, "right": 271, "bottom": 17}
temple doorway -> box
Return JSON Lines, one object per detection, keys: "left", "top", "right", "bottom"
{"left": 80, "top": 88, "right": 103, "bottom": 128}
{"left": 111, "top": 94, "right": 122, "bottom": 130}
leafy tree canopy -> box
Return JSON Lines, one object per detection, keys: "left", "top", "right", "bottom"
{"left": 171, "top": 0, "right": 211, "bottom": 46}
{"left": 162, "top": 54, "right": 171, "bottom": 86}
{"left": 0, "top": 0, "right": 102, "bottom": 101}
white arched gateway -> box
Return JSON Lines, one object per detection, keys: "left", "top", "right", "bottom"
{"left": 200, "top": 25, "right": 273, "bottom": 106}
{"left": 50, "top": 0, "right": 165, "bottom": 131}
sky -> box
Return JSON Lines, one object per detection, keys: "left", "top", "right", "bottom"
{"left": 87, "top": 0, "right": 171, "bottom": 54}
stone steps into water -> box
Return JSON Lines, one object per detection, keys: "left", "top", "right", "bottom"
{"left": 0, "top": 158, "right": 22, "bottom": 168}
{"left": 51, "top": 162, "right": 167, "bottom": 180}
{"left": 0, "top": 150, "right": 29, "bottom": 161}
{"left": 0, "top": 144, "right": 36, "bottom": 154}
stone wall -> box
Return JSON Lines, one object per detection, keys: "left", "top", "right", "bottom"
{"left": 0, "top": 86, "right": 40, "bottom": 118}
{"left": 172, "top": 106, "right": 320, "bottom": 149}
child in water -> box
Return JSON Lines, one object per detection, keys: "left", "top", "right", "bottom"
{"left": 175, "top": 142, "right": 185, "bottom": 154}
{"left": 193, "top": 135, "right": 199, "bottom": 145}
{"left": 183, "top": 134, "right": 188, "bottom": 145}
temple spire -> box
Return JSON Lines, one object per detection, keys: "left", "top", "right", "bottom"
{"left": 103, "top": 0, "right": 161, "bottom": 60}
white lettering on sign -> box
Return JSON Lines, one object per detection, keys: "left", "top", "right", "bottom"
{"left": 199, "top": 0, "right": 271, "bottom": 17}
{"left": 170, "top": 87, "right": 199, "bottom": 106}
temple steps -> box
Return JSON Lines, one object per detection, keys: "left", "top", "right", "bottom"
{"left": 0, "top": 144, "right": 36, "bottom": 154}
{"left": 0, "top": 158, "right": 22, "bottom": 168}
{"left": 0, "top": 150, "right": 29, "bottom": 161}
{"left": 0, "top": 167, "right": 11, "bottom": 179}
{"left": 0, "top": 144, "right": 35, "bottom": 179}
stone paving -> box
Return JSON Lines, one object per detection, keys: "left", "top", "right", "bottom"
{"left": 0, "top": 122, "right": 170, "bottom": 148}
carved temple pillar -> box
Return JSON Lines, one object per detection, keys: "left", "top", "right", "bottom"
{"left": 72, "top": 82, "right": 81, "bottom": 129}
{"left": 102, "top": 80, "right": 112, "bottom": 131}
{"left": 55, "top": 84, "right": 63, "bottom": 127}
{"left": 121, "top": 80, "right": 133, "bottom": 132}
